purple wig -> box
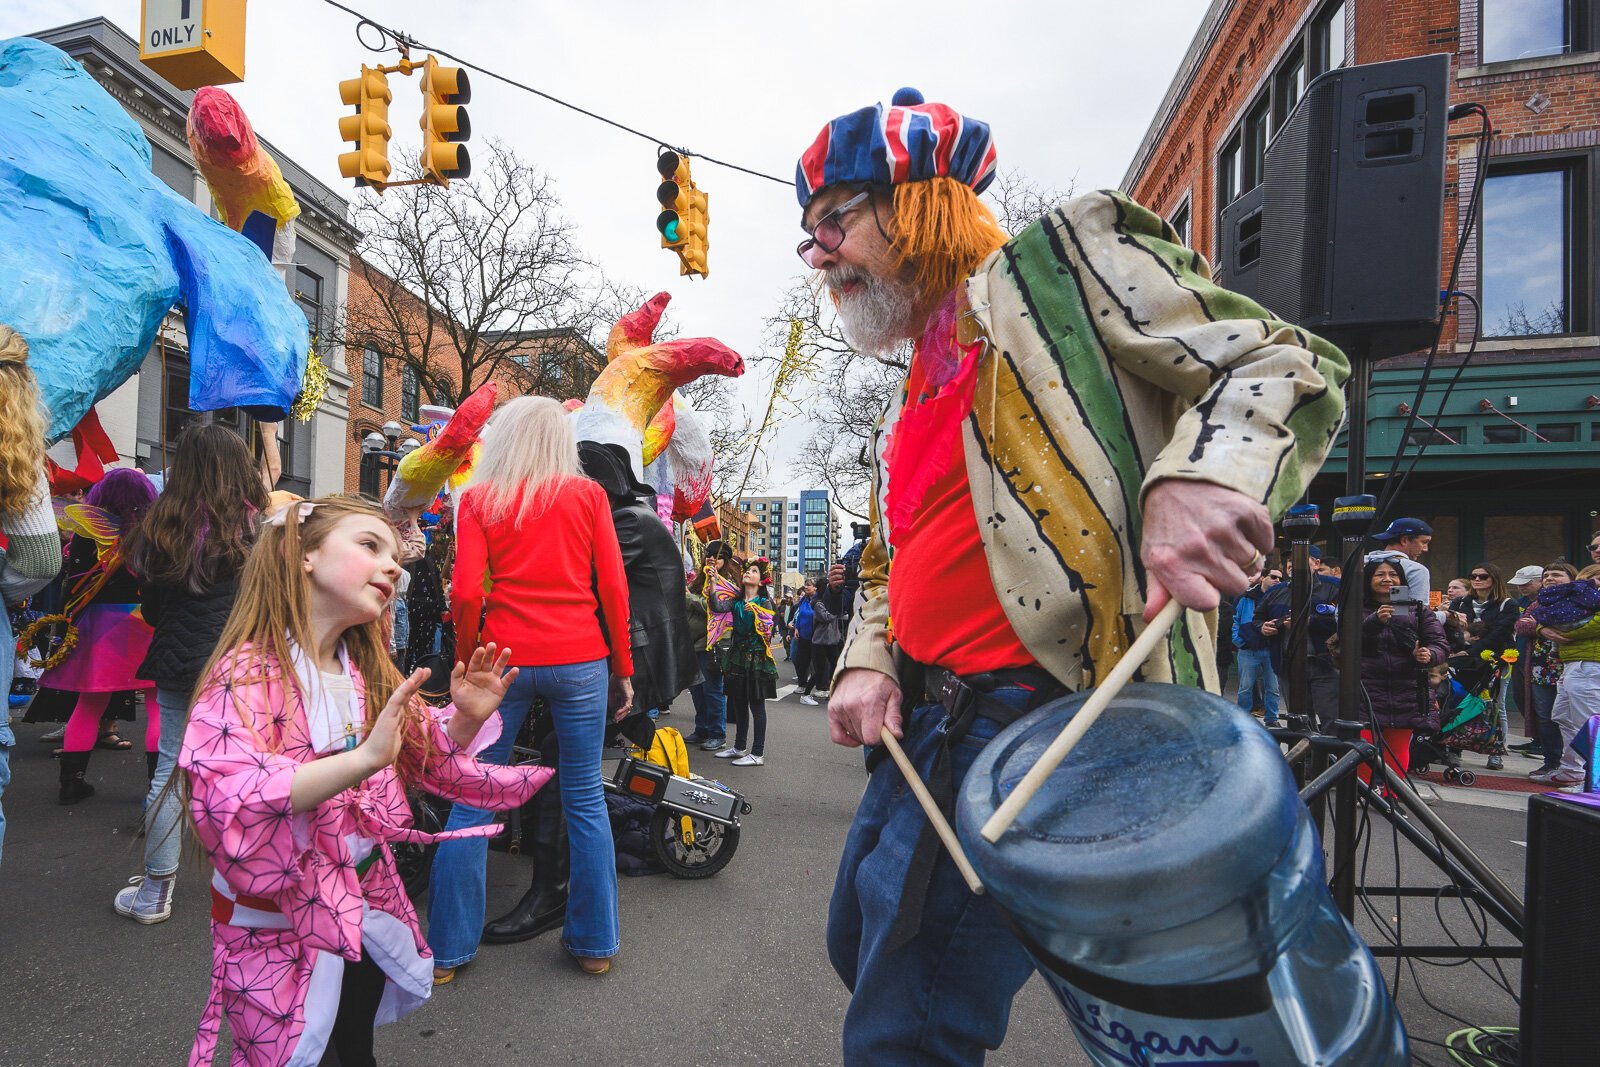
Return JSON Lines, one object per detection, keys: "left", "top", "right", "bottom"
{"left": 86, "top": 467, "right": 157, "bottom": 532}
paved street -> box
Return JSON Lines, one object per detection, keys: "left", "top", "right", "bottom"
{"left": 1, "top": 677, "right": 1531, "bottom": 1066}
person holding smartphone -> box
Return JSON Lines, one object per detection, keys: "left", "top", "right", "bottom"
{"left": 1359, "top": 559, "right": 1448, "bottom": 787}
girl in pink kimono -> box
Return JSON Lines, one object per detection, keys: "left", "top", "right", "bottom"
{"left": 180, "top": 497, "right": 552, "bottom": 1066}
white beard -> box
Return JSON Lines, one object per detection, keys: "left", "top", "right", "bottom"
{"left": 832, "top": 272, "right": 919, "bottom": 356}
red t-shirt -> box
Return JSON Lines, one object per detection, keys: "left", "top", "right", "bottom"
{"left": 888, "top": 370, "right": 1033, "bottom": 676}
{"left": 451, "top": 477, "right": 633, "bottom": 676}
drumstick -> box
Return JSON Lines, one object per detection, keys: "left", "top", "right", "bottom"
{"left": 878, "top": 725, "right": 986, "bottom": 895}
{"left": 980, "top": 598, "right": 1183, "bottom": 843}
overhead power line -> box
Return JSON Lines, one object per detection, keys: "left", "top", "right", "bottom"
{"left": 317, "top": 0, "right": 796, "bottom": 187}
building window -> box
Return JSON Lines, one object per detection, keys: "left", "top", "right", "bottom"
{"left": 295, "top": 267, "right": 324, "bottom": 337}
{"left": 1483, "top": 424, "right": 1523, "bottom": 444}
{"left": 1481, "top": 163, "right": 1583, "bottom": 338}
{"left": 362, "top": 346, "right": 384, "bottom": 408}
{"left": 1403, "top": 425, "right": 1464, "bottom": 447}
{"left": 401, "top": 365, "right": 420, "bottom": 423}
{"left": 1273, "top": 47, "right": 1306, "bottom": 130}
{"left": 1312, "top": 1, "right": 1346, "bottom": 75}
{"left": 1480, "top": 0, "right": 1580, "bottom": 64}
{"left": 756, "top": 503, "right": 766, "bottom": 511}
{"left": 1217, "top": 131, "right": 1243, "bottom": 208}
{"left": 1243, "top": 96, "right": 1271, "bottom": 192}
{"left": 1169, "top": 199, "right": 1191, "bottom": 246}
{"left": 1537, "top": 422, "right": 1578, "bottom": 442}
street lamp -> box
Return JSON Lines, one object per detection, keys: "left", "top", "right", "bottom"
{"left": 356, "top": 425, "right": 409, "bottom": 500}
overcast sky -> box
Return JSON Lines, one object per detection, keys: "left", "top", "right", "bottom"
{"left": 4, "top": 0, "right": 1206, "bottom": 495}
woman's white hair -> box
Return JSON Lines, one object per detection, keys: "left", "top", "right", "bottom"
{"left": 465, "top": 395, "right": 583, "bottom": 525}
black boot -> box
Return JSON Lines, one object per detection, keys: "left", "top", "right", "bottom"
{"left": 482, "top": 774, "right": 568, "bottom": 944}
{"left": 146, "top": 751, "right": 160, "bottom": 783}
{"left": 59, "top": 750, "right": 96, "bottom": 805}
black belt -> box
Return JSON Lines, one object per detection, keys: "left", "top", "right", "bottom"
{"left": 885, "top": 655, "right": 1067, "bottom": 950}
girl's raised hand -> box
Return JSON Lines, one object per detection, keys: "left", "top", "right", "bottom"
{"left": 450, "top": 643, "right": 519, "bottom": 733}
{"left": 361, "top": 667, "right": 429, "bottom": 775}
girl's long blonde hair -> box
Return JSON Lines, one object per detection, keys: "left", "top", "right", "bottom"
{"left": 0, "top": 325, "right": 49, "bottom": 516}
{"left": 192, "top": 496, "right": 432, "bottom": 785}
{"left": 465, "top": 395, "right": 583, "bottom": 526}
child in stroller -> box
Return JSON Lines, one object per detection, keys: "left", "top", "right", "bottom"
{"left": 1411, "top": 648, "right": 1514, "bottom": 786}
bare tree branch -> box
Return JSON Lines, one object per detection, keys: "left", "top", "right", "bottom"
{"left": 341, "top": 141, "right": 607, "bottom": 407}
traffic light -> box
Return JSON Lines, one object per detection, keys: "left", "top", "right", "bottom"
{"left": 656, "top": 150, "right": 690, "bottom": 250}
{"left": 419, "top": 55, "right": 471, "bottom": 186}
{"left": 338, "top": 65, "right": 393, "bottom": 188}
{"left": 681, "top": 183, "right": 709, "bottom": 277}
{"left": 655, "top": 150, "right": 708, "bottom": 278}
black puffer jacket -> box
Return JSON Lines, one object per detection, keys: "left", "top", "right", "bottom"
{"left": 579, "top": 442, "right": 697, "bottom": 712}
{"left": 1360, "top": 605, "right": 1449, "bottom": 730}
{"left": 137, "top": 576, "right": 240, "bottom": 694}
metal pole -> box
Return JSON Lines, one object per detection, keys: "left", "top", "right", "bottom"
{"left": 1282, "top": 504, "right": 1320, "bottom": 722}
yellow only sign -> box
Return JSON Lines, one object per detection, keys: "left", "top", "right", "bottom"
{"left": 139, "top": 0, "right": 247, "bottom": 91}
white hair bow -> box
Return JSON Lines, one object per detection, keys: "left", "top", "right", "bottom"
{"left": 264, "top": 501, "right": 317, "bottom": 527}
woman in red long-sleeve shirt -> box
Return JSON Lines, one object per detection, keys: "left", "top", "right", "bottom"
{"left": 428, "top": 396, "right": 632, "bottom": 980}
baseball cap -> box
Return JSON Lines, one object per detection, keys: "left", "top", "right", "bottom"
{"left": 1509, "top": 565, "right": 1544, "bottom": 587}
{"left": 1371, "top": 517, "right": 1433, "bottom": 542}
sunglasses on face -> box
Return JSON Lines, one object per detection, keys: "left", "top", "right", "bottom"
{"left": 1471, "top": 573, "right": 1491, "bottom": 580}
{"left": 797, "top": 191, "right": 872, "bottom": 267}
{"left": 1266, "top": 573, "right": 1283, "bottom": 580}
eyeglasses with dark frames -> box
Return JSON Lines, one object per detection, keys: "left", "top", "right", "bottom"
{"left": 797, "top": 191, "right": 872, "bottom": 267}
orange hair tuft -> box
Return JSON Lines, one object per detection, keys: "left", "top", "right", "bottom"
{"left": 888, "top": 177, "right": 1010, "bottom": 302}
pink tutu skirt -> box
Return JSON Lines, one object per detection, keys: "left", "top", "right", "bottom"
{"left": 40, "top": 603, "right": 154, "bottom": 693}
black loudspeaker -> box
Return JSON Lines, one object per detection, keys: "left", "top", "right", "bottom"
{"left": 1520, "top": 794, "right": 1600, "bottom": 1066}
{"left": 1218, "top": 54, "right": 1450, "bottom": 357}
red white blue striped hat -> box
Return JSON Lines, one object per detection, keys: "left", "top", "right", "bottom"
{"left": 795, "top": 88, "right": 998, "bottom": 209}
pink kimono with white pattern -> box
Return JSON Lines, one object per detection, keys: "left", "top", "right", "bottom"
{"left": 180, "top": 647, "right": 552, "bottom": 1066}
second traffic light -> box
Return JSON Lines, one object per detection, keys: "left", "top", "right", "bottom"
{"left": 419, "top": 55, "right": 471, "bottom": 186}
{"left": 338, "top": 65, "right": 392, "bottom": 187}
{"left": 655, "top": 150, "right": 708, "bottom": 278}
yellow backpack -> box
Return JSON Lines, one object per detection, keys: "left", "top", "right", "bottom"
{"left": 633, "top": 725, "right": 691, "bottom": 779}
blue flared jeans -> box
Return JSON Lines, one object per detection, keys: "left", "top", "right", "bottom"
{"left": 427, "top": 657, "right": 620, "bottom": 965}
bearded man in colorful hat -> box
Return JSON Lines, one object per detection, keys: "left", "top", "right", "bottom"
{"left": 800, "top": 89, "right": 1350, "bottom": 1064}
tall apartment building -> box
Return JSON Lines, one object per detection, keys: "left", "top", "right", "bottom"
{"left": 737, "top": 489, "right": 842, "bottom": 592}
{"left": 30, "top": 18, "right": 358, "bottom": 497}
{"left": 1123, "top": 0, "right": 1600, "bottom": 579}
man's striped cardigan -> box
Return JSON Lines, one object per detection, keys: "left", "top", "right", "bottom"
{"left": 838, "top": 190, "right": 1349, "bottom": 694}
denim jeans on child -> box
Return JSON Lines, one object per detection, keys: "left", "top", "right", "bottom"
{"left": 691, "top": 649, "right": 726, "bottom": 741}
{"left": 139, "top": 687, "right": 189, "bottom": 876}
{"left": 828, "top": 697, "right": 1037, "bottom": 1065}
{"left": 427, "top": 657, "right": 619, "bottom": 965}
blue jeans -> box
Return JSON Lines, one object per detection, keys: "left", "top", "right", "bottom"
{"left": 828, "top": 700, "right": 1036, "bottom": 1065}
{"left": 0, "top": 606, "right": 13, "bottom": 869}
{"left": 427, "top": 658, "right": 619, "bottom": 965}
{"left": 1235, "top": 648, "right": 1280, "bottom": 720}
{"left": 0, "top": 714, "right": 12, "bottom": 870}
{"left": 140, "top": 687, "right": 188, "bottom": 877}
{"left": 691, "top": 649, "right": 726, "bottom": 740}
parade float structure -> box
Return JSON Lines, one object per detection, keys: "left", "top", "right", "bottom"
{"left": 0, "top": 37, "right": 309, "bottom": 443}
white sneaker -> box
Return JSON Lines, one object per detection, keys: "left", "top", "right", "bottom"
{"left": 1545, "top": 769, "right": 1586, "bottom": 786}
{"left": 113, "top": 874, "right": 174, "bottom": 925}
{"left": 798, "top": 694, "right": 819, "bottom": 706}
{"left": 713, "top": 746, "right": 746, "bottom": 759}
{"left": 731, "top": 753, "right": 765, "bottom": 767}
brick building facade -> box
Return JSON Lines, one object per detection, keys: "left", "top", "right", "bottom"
{"left": 1123, "top": 0, "right": 1600, "bottom": 581}
{"left": 341, "top": 256, "right": 603, "bottom": 498}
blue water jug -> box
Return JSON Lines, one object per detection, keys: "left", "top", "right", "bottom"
{"left": 956, "top": 683, "right": 1408, "bottom": 1066}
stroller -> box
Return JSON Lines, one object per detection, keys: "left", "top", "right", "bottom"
{"left": 1410, "top": 654, "right": 1513, "bottom": 786}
